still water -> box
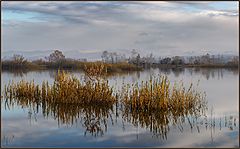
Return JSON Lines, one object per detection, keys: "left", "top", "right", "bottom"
{"left": 1, "top": 68, "right": 239, "bottom": 147}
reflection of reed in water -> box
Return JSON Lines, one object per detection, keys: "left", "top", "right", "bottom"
{"left": 2, "top": 96, "right": 115, "bottom": 137}
{"left": 122, "top": 102, "right": 208, "bottom": 140}
{"left": 2, "top": 71, "right": 209, "bottom": 139}
{"left": 4, "top": 67, "right": 238, "bottom": 140}
{"left": 48, "top": 103, "right": 114, "bottom": 137}
{"left": 1, "top": 135, "right": 15, "bottom": 147}
{"left": 120, "top": 75, "right": 208, "bottom": 139}
{"left": 1, "top": 135, "right": 14, "bottom": 146}
{"left": 3, "top": 71, "right": 116, "bottom": 135}
{"left": 2, "top": 92, "right": 238, "bottom": 140}
{"left": 122, "top": 109, "right": 171, "bottom": 139}
{"left": 3, "top": 67, "right": 117, "bottom": 137}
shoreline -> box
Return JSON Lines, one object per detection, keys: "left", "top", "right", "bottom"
{"left": 1, "top": 63, "right": 239, "bottom": 74}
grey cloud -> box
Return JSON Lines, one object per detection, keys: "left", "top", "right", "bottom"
{"left": 138, "top": 32, "right": 149, "bottom": 36}
{"left": 2, "top": 1, "right": 239, "bottom": 57}
{"left": 2, "top": 2, "right": 134, "bottom": 26}
{"left": 3, "top": 2, "right": 238, "bottom": 26}
{"left": 169, "top": 1, "right": 211, "bottom": 8}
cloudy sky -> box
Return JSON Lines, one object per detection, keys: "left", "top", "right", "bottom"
{"left": 1, "top": 1, "right": 239, "bottom": 59}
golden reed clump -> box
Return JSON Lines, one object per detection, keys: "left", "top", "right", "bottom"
{"left": 121, "top": 76, "right": 207, "bottom": 139}
{"left": 3, "top": 72, "right": 206, "bottom": 116}
{"left": 3, "top": 64, "right": 207, "bottom": 135}
{"left": 3, "top": 64, "right": 117, "bottom": 133}
{"left": 83, "top": 62, "right": 107, "bottom": 82}
{"left": 121, "top": 76, "right": 206, "bottom": 113}
{"left": 4, "top": 65, "right": 116, "bottom": 108}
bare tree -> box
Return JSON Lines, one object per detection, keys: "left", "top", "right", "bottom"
{"left": 146, "top": 53, "right": 155, "bottom": 66}
{"left": 101, "top": 51, "right": 109, "bottom": 63}
{"left": 160, "top": 57, "right": 171, "bottom": 64}
{"left": 109, "top": 53, "right": 114, "bottom": 64}
{"left": 47, "top": 50, "right": 65, "bottom": 62}
{"left": 136, "top": 54, "right": 141, "bottom": 66}
{"left": 131, "top": 49, "right": 138, "bottom": 59}
{"left": 171, "top": 56, "right": 184, "bottom": 65}
{"left": 113, "top": 52, "right": 118, "bottom": 63}
{"left": 12, "top": 54, "right": 27, "bottom": 65}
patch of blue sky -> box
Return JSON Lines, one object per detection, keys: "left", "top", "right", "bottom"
{"left": 2, "top": 10, "right": 44, "bottom": 22}
{"left": 1, "top": 104, "right": 28, "bottom": 118}
{"left": 209, "top": 1, "right": 238, "bottom": 10}
{"left": 226, "top": 130, "right": 239, "bottom": 140}
{"left": 2, "top": 9, "right": 65, "bottom": 24}
{"left": 181, "top": 5, "right": 201, "bottom": 13}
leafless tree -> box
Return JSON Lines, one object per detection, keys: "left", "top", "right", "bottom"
{"left": 47, "top": 50, "right": 65, "bottom": 62}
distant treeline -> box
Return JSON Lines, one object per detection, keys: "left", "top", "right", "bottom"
{"left": 102, "top": 49, "right": 239, "bottom": 68}
{"left": 1, "top": 50, "right": 141, "bottom": 72}
{"left": 1, "top": 50, "right": 239, "bottom": 72}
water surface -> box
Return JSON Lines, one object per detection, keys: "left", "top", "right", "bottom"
{"left": 1, "top": 68, "right": 239, "bottom": 147}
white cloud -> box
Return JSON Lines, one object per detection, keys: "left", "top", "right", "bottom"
{"left": 1, "top": 1, "right": 239, "bottom": 58}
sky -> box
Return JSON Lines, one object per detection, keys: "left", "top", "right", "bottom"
{"left": 1, "top": 1, "right": 239, "bottom": 60}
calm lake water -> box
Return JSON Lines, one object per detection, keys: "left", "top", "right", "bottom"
{"left": 1, "top": 68, "right": 239, "bottom": 147}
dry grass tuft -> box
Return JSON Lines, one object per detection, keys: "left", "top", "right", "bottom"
{"left": 121, "top": 76, "right": 207, "bottom": 139}
{"left": 3, "top": 66, "right": 207, "bottom": 138}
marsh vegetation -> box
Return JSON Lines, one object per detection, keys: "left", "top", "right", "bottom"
{"left": 1, "top": 66, "right": 239, "bottom": 147}
{"left": 2, "top": 50, "right": 238, "bottom": 73}
{"left": 4, "top": 63, "right": 206, "bottom": 111}
{"left": 2, "top": 62, "right": 210, "bottom": 138}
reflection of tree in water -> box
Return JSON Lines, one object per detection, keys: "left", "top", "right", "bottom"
{"left": 192, "top": 68, "right": 224, "bottom": 80}
{"left": 171, "top": 68, "right": 184, "bottom": 77}
{"left": 3, "top": 69, "right": 53, "bottom": 78}
{"left": 184, "top": 68, "right": 238, "bottom": 80}
{"left": 159, "top": 68, "right": 171, "bottom": 75}
{"left": 230, "top": 68, "right": 239, "bottom": 75}
{"left": 137, "top": 71, "right": 140, "bottom": 79}
{"left": 188, "top": 68, "right": 194, "bottom": 76}
{"left": 211, "top": 70, "right": 215, "bottom": 79}
{"left": 48, "top": 70, "right": 58, "bottom": 79}
{"left": 149, "top": 68, "right": 155, "bottom": 77}
{"left": 3, "top": 69, "right": 28, "bottom": 77}
{"left": 131, "top": 72, "right": 139, "bottom": 83}
{"left": 159, "top": 67, "right": 186, "bottom": 77}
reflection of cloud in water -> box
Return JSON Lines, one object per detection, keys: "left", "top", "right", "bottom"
{"left": 157, "top": 125, "right": 239, "bottom": 148}
{"left": 1, "top": 96, "right": 239, "bottom": 147}
{"left": 2, "top": 113, "right": 239, "bottom": 147}
{"left": 1, "top": 68, "right": 239, "bottom": 147}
